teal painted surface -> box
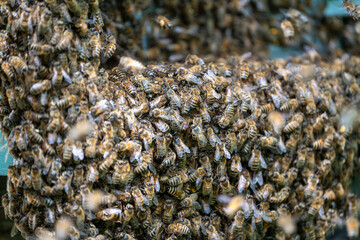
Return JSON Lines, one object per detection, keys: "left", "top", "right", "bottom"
{"left": 0, "top": 134, "right": 12, "bottom": 176}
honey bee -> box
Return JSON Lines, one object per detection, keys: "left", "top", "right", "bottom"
{"left": 38, "top": 9, "right": 52, "bottom": 37}
{"left": 99, "top": 151, "right": 117, "bottom": 172}
{"left": 156, "top": 16, "right": 173, "bottom": 30}
{"left": 269, "top": 171, "right": 286, "bottom": 186}
{"left": 260, "top": 103, "right": 275, "bottom": 113}
{"left": 9, "top": 56, "right": 27, "bottom": 75}
{"left": 203, "top": 83, "right": 221, "bottom": 105}
{"left": 167, "top": 223, "right": 190, "bottom": 236}
{"left": 280, "top": 99, "right": 298, "bottom": 112}
{"left": 248, "top": 147, "right": 267, "bottom": 171}
{"left": 86, "top": 162, "right": 99, "bottom": 185}
{"left": 96, "top": 208, "right": 122, "bottom": 221}
{"left": 162, "top": 199, "right": 175, "bottom": 224}
{"left": 173, "top": 136, "right": 191, "bottom": 161}
{"left": 131, "top": 186, "right": 149, "bottom": 210}
{"left": 56, "top": 29, "right": 73, "bottom": 52}
{"left": 304, "top": 175, "right": 318, "bottom": 199}
{"left": 247, "top": 119, "right": 258, "bottom": 140}
{"left": 283, "top": 113, "right": 303, "bottom": 134}
{"left": 269, "top": 187, "right": 290, "bottom": 204}
{"left": 202, "top": 173, "right": 213, "bottom": 196}
{"left": 255, "top": 184, "right": 274, "bottom": 202}
{"left": 31, "top": 165, "right": 42, "bottom": 191}
{"left": 240, "top": 65, "right": 250, "bottom": 81}
{"left": 148, "top": 219, "right": 163, "bottom": 239}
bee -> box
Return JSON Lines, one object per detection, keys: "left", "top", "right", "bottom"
{"left": 162, "top": 199, "right": 175, "bottom": 224}
{"left": 99, "top": 151, "right": 117, "bottom": 172}
{"left": 56, "top": 29, "right": 73, "bottom": 52}
{"left": 339, "top": 124, "right": 353, "bottom": 137}
{"left": 269, "top": 187, "right": 290, "bottom": 204}
{"left": 104, "top": 34, "right": 116, "bottom": 61}
{"left": 112, "top": 160, "right": 132, "bottom": 185}
{"left": 148, "top": 219, "right": 163, "bottom": 239}
{"left": 260, "top": 103, "right": 275, "bottom": 113}
{"left": 86, "top": 162, "right": 99, "bottom": 185}
{"left": 38, "top": 9, "right": 52, "bottom": 37}
{"left": 284, "top": 113, "right": 303, "bottom": 134}
{"left": 308, "top": 196, "right": 324, "bottom": 217}
{"left": 281, "top": 19, "right": 295, "bottom": 42}
{"left": 247, "top": 119, "right": 258, "bottom": 140}
{"left": 248, "top": 147, "right": 266, "bottom": 171}
{"left": 343, "top": 0, "right": 359, "bottom": 20}
{"left": 9, "top": 56, "right": 27, "bottom": 75}
{"left": 96, "top": 208, "right": 122, "bottom": 221}
{"left": 89, "top": 31, "right": 101, "bottom": 59}
{"left": 31, "top": 165, "right": 42, "bottom": 191}
{"left": 312, "top": 138, "right": 324, "bottom": 150}
{"left": 191, "top": 125, "right": 208, "bottom": 149}
{"left": 304, "top": 175, "right": 318, "bottom": 199}
{"left": 280, "top": 99, "right": 298, "bottom": 112}
{"left": 5, "top": 88, "right": 16, "bottom": 110}
{"left": 156, "top": 16, "right": 173, "bottom": 30}
{"left": 1, "top": 61, "right": 15, "bottom": 80}
{"left": 268, "top": 171, "right": 286, "bottom": 185}
{"left": 240, "top": 65, "right": 250, "bottom": 81}
{"left": 173, "top": 136, "right": 191, "bottom": 161}
{"left": 202, "top": 173, "right": 213, "bottom": 196}
{"left": 131, "top": 186, "right": 149, "bottom": 210}
{"left": 23, "top": 121, "right": 43, "bottom": 144}
{"left": 168, "top": 170, "right": 188, "bottom": 186}
{"left": 255, "top": 184, "right": 274, "bottom": 202}
{"left": 167, "top": 223, "right": 190, "bottom": 236}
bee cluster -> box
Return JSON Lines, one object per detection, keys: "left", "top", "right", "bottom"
{"left": 0, "top": 0, "right": 360, "bottom": 240}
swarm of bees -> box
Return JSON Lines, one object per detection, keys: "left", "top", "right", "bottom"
{"left": 0, "top": 0, "right": 360, "bottom": 240}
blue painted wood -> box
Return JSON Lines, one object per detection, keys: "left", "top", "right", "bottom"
{"left": 0, "top": 134, "right": 12, "bottom": 176}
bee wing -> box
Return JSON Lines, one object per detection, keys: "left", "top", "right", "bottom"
{"left": 153, "top": 195, "right": 159, "bottom": 206}
{"left": 181, "top": 141, "right": 191, "bottom": 154}
{"left": 261, "top": 212, "right": 273, "bottom": 223}
{"left": 142, "top": 194, "right": 150, "bottom": 206}
{"left": 214, "top": 144, "right": 222, "bottom": 162}
{"left": 143, "top": 138, "right": 150, "bottom": 151}
{"left": 51, "top": 69, "right": 58, "bottom": 85}
{"left": 270, "top": 93, "right": 281, "bottom": 109}
{"left": 260, "top": 153, "right": 267, "bottom": 169}
{"left": 193, "top": 201, "right": 201, "bottom": 210}
{"left": 277, "top": 137, "right": 287, "bottom": 154}
{"left": 257, "top": 171, "right": 264, "bottom": 186}
{"left": 155, "top": 177, "right": 160, "bottom": 192}
{"left": 202, "top": 200, "right": 211, "bottom": 214}
{"left": 148, "top": 163, "right": 157, "bottom": 175}
{"left": 223, "top": 144, "right": 231, "bottom": 159}
{"left": 40, "top": 92, "right": 47, "bottom": 106}
{"left": 248, "top": 152, "right": 255, "bottom": 168}
{"left": 10, "top": 224, "right": 18, "bottom": 237}
{"left": 237, "top": 175, "right": 247, "bottom": 193}
{"left": 196, "top": 176, "right": 204, "bottom": 190}
{"left": 243, "top": 202, "right": 251, "bottom": 219}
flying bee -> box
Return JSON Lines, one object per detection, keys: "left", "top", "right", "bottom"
{"left": 281, "top": 19, "right": 295, "bottom": 42}
{"left": 156, "top": 16, "right": 173, "bottom": 30}
{"left": 248, "top": 147, "right": 266, "bottom": 172}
